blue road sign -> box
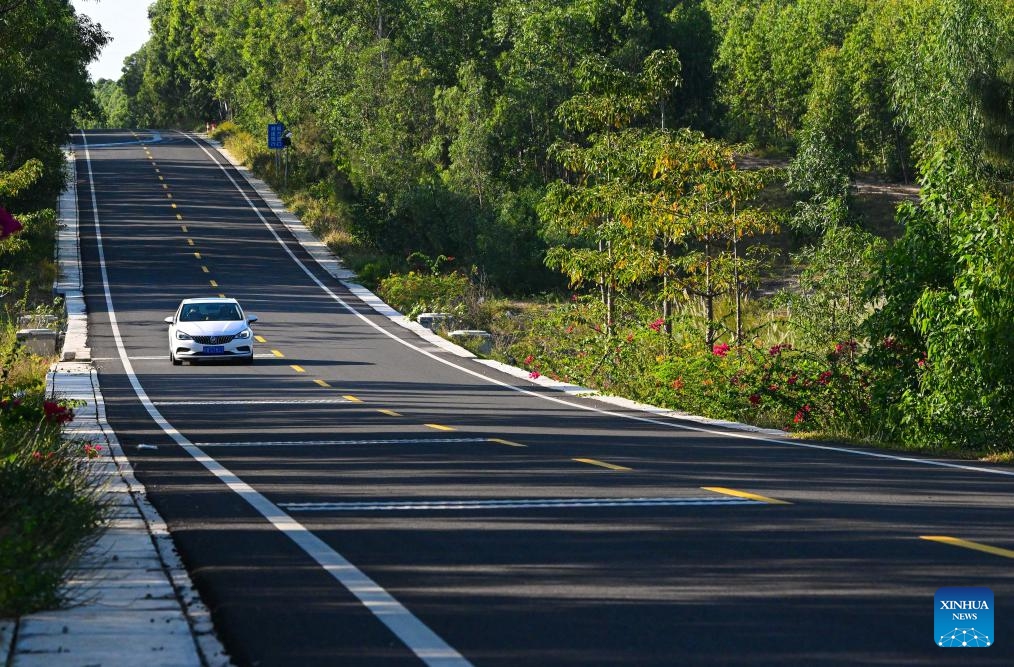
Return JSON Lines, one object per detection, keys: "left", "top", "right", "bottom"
{"left": 268, "top": 122, "right": 285, "bottom": 149}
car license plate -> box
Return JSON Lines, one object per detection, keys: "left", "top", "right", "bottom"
{"left": 204, "top": 345, "right": 225, "bottom": 354}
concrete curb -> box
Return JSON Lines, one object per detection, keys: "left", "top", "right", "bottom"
{"left": 55, "top": 150, "right": 90, "bottom": 362}
{"left": 201, "top": 132, "right": 789, "bottom": 440}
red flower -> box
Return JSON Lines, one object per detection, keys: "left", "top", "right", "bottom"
{"left": 787, "top": 374, "right": 798, "bottom": 385}
{"left": 626, "top": 333, "right": 634, "bottom": 343}
{"left": 649, "top": 318, "right": 665, "bottom": 332}
{"left": 917, "top": 357, "right": 927, "bottom": 368}
{"left": 0, "top": 206, "right": 24, "bottom": 240}
{"left": 768, "top": 384, "right": 779, "bottom": 392}
{"left": 749, "top": 394, "right": 761, "bottom": 405}
{"left": 565, "top": 325, "right": 575, "bottom": 334}
{"left": 671, "top": 377, "right": 684, "bottom": 391}
{"left": 529, "top": 371, "right": 541, "bottom": 379}
{"left": 523, "top": 355, "right": 534, "bottom": 366}
{"left": 43, "top": 401, "right": 74, "bottom": 424}
{"left": 817, "top": 371, "right": 833, "bottom": 386}
{"left": 793, "top": 411, "right": 805, "bottom": 424}
{"left": 769, "top": 343, "right": 792, "bottom": 356}
{"left": 712, "top": 342, "right": 730, "bottom": 357}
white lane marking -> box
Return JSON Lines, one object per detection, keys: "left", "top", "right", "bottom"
{"left": 81, "top": 132, "right": 470, "bottom": 667}
{"left": 196, "top": 438, "right": 489, "bottom": 447}
{"left": 281, "top": 497, "right": 759, "bottom": 512}
{"left": 183, "top": 132, "right": 1014, "bottom": 481}
{"left": 154, "top": 399, "right": 352, "bottom": 406}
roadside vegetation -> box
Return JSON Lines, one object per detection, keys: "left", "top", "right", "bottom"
{"left": 1, "top": 0, "right": 109, "bottom": 616}
{"left": 92, "top": 0, "right": 1014, "bottom": 458}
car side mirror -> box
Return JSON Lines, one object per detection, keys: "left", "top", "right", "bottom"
{"left": 163, "top": 316, "right": 174, "bottom": 325}
{"left": 247, "top": 315, "right": 259, "bottom": 323}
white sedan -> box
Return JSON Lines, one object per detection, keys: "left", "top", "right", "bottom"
{"left": 165, "top": 297, "right": 258, "bottom": 365}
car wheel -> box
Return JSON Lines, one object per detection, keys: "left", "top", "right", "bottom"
{"left": 240, "top": 356, "right": 254, "bottom": 365}
{"left": 171, "top": 351, "right": 182, "bottom": 366}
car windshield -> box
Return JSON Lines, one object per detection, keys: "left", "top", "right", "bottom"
{"left": 180, "top": 303, "right": 242, "bottom": 322}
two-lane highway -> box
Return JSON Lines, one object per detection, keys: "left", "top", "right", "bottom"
{"left": 75, "top": 130, "right": 1014, "bottom": 666}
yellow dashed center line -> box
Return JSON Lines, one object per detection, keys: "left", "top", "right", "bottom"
{"left": 166, "top": 193, "right": 173, "bottom": 199}
{"left": 193, "top": 251, "right": 201, "bottom": 259}
{"left": 424, "top": 423, "right": 455, "bottom": 432}
{"left": 218, "top": 293, "right": 226, "bottom": 298}
{"left": 158, "top": 175, "right": 164, "bottom": 181}
{"left": 921, "top": 536, "right": 1014, "bottom": 559}
{"left": 271, "top": 349, "right": 284, "bottom": 358}
{"left": 377, "top": 409, "right": 401, "bottom": 417}
{"left": 343, "top": 395, "right": 363, "bottom": 403}
{"left": 162, "top": 184, "right": 168, "bottom": 190}
{"left": 573, "top": 458, "right": 631, "bottom": 471}
{"left": 209, "top": 280, "right": 218, "bottom": 287}
{"left": 201, "top": 266, "right": 209, "bottom": 273}
{"left": 702, "top": 487, "right": 791, "bottom": 505}
{"left": 186, "top": 239, "right": 194, "bottom": 246}
{"left": 181, "top": 225, "right": 188, "bottom": 233}
{"left": 488, "top": 438, "right": 527, "bottom": 448}
{"left": 176, "top": 213, "right": 183, "bottom": 221}
{"left": 254, "top": 335, "right": 267, "bottom": 343}
{"left": 290, "top": 365, "right": 305, "bottom": 373}
{"left": 313, "top": 379, "right": 332, "bottom": 388}
{"left": 171, "top": 203, "right": 177, "bottom": 209}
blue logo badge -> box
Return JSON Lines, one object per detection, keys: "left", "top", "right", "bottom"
{"left": 935, "top": 587, "right": 993, "bottom": 647}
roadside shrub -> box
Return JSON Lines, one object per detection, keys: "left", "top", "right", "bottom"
{"left": 0, "top": 394, "right": 106, "bottom": 616}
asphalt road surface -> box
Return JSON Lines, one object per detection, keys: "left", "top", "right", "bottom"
{"left": 74, "top": 129, "right": 1014, "bottom": 666}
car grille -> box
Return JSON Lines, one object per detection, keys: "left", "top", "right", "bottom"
{"left": 194, "top": 335, "right": 235, "bottom": 345}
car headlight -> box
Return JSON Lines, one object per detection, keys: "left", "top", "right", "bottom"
{"left": 235, "top": 329, "right": 252, "bottom": 339}
{"left": 175, "top": 330, "right": 193, "bottom": 340}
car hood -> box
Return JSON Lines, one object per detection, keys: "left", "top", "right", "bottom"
{"left": 177, "top": 321, "right": 247, "bottom": 337}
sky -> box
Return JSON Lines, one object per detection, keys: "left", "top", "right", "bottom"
{"left": 71, "top": 0, "right": 152, "bottom": 82}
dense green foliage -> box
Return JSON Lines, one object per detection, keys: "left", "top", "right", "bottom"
{"left": 102, "top": 0, "right": 1014, "bottom": 453}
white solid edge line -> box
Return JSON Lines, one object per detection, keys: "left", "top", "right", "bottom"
{"left": 82, "top": 132, "right": 471, "bottom": 667}
{"left": 183, "top": 131, "right": 1014, "bottom": 481}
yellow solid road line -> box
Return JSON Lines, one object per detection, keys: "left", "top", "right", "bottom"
{"left": 314, "top": 379, "right": 332, "bottom": 388}
{"left": 254, "top": 335, "right": 267, "bottom": 343}
{"left": 377, "top": 409, "right": 401, "bottom": 417}
{"left": 489, "top": 438, "right": 527, "bottom": 448}
{"left": 921, "top": 536, "right": 1014, "bottom": 560}
{"left": 702, "top": 487, "right": 791, "bottom": 505}
{"left": 573, "top": 457, "right": 631, "bottom": 471}
{"left": 271, "top": 349, "right": 284, "bottom": 358}
{"left": 343, "top": 395, "right": 363, "bottom": 403}
{"left": 425, "top": 423, "right": 455, "bottom": 432}
{"left": 290, "top": 365, "right": 305, "bottom": 373}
